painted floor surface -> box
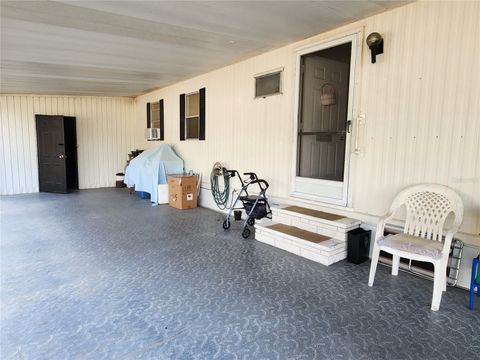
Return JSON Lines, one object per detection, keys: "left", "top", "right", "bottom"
{"left": 1, "top": 189, "right": 478, "bottom": 360}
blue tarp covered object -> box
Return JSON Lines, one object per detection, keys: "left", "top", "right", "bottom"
{"left": 124, "top": 144, "right": 184, "bottom": 203}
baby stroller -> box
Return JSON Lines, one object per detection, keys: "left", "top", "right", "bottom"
{"left": 222, "top": 171, "right": 271, "bottom": 238}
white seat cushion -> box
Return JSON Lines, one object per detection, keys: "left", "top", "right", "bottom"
{"left": 378, "top": 233, "right": 444, "bottom": 260}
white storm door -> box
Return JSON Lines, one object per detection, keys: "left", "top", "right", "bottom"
{"left": 293, "top": 36, "right": 357, "bottom": 206}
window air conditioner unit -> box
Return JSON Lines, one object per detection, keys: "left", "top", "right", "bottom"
{"left": 145, "top": 128, "right": 160, "bottom": 141}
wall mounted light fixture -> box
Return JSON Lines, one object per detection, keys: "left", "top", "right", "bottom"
{"left": 366, "top": 32, "right": 384, "bottom": 64}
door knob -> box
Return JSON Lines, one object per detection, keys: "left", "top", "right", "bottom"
{"left": 58, "top": 154, "right": 67, "bottom": 159}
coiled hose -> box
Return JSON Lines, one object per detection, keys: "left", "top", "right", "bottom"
{"left": 210, "top": 162, "right": 230, "bottom": 210}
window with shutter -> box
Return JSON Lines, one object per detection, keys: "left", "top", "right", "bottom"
{"left": 180, "top": 88, "right": 205, "bottom": 141}
{"left": 146, "top": 99, "right": 164, "bottom": 140}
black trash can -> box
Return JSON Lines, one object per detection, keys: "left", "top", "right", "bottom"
{"left": 234, "top": 210, "right": 242, "bottom": 221}
{"left": 115, "top": 173, "right": 126, "bottom": 188}
{"left": 347, "top": 227, "right": 371, "bottom": 264}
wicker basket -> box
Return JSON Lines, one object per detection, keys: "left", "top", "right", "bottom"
{"left": 320, "top": 83, "right": 336, "bottom": 106}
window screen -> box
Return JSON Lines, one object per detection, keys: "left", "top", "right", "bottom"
{"left": 255, "top": 71, "right": 282, "bottom": 98}
{"left": 150, "top": 101, "right": 161, "bottom": 128}
{"left": 186, "top": 117, "right": 199, "bottom": 139}
{"left": 186, "top": 92, "right": 199, "bottom": 139}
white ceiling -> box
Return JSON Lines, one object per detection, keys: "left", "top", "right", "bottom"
{"left": 0, "top": 1, "right": 409, "bottom": 97}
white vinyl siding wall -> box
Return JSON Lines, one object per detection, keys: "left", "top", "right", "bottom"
{"left": 135, "top": 1, "right": 480, "bottom": 243}
{"left": 0, "top": 95, "right": 136, "bottom": 193}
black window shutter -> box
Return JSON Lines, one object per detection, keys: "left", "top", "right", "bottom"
{"left": 179, "top": 94, "right": 185, "bottom": 141}
{"left": 159, "top": 99, "right": 164, "bottom": 141}
{"left": 199, "top": 87, "right": 206, "bottom": 140}
{"left": 146, "top": 102, "right": 151, "bottom": 128}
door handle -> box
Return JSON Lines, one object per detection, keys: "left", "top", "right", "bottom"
{"left": 354, "top": 114, "right": 366, "bottom": 155}
{"left": 58, "top": 154, "right": 67, "bottom": 159}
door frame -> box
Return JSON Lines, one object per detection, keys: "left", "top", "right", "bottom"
{"left": 36, "top": 115, "right": 78, "bottom": 193}
{"left": 291, "top": 30, "right": 362, "bottom": 207}
{"left": 36, "top": 115, "right": 68, "bottom": 193}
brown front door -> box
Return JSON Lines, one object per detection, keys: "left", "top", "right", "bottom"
{"left": 36, "top": 115, "right": 68, "bottom": 193}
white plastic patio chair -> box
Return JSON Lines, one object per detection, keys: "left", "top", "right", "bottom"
{"left": 368, "top": 184, "right": 463, "bottom": 311}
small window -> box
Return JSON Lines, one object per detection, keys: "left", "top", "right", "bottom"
{"left": 185, "top": 92, "right": 199, "bottom": 139}
{"left": 255, "top": 70, "right": 282, "bottom": 98}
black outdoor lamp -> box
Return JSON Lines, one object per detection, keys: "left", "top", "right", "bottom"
{"left": 366, "top": 32, "right": 384, "bottom": 63}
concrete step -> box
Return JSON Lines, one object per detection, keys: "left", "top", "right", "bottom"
{"left": 255, "top": 219, "right": 347, "bottom": 266}
{"left": 271, "top": 205, "right": 361, "bottom": 241}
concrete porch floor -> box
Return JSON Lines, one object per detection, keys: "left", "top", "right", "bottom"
{"left": 1, "top": 188, "right": 478, "bottom": 359}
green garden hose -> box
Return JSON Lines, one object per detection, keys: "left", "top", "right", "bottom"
{"left": 210, "top": 162, "right": 231, "bottom": 210}
{"left": 477, "top": 256, "right": 480, "bottom": 282}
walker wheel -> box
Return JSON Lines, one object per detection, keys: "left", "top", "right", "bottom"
{"left": 222, "top": 220, "right": 231, "bottom": 230}
{"left": 247, "top": 218, "right": 255, "bottom": 226}
{"left": 242, "top": 228, "right": 251, "bottom": 239}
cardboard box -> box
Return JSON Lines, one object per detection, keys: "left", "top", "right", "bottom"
{"left": 168, "top": 175, "right": 197, "bottom": 209}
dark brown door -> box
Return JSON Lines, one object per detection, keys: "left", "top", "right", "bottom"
{"left": 36, "top": 115, "right": 68, "bottom": 193}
